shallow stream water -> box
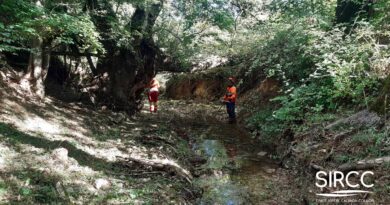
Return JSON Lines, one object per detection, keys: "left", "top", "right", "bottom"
{"left": 191, "top": 121, "right": 279, "bottom": 204}
{"left": 143, "top": 100, "right": 282, "bottom": 204}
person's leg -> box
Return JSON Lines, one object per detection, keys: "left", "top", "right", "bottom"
{"left": 226, "top": 102, "right": 234, "bottom": 119}
{"left": 230, "top": 103, "right": 236, "bottom": 123}
{"left": 150, "top": 104, "right": 154, "bottom": 112}
{"left": 226, "top": 102, "right": 230, "bottom": 118}
{"left": 152, "top": 102, "right": 157, "bottom": 112}
{"left": 226, "top": 102, "right": 236, "bottom": 123}
{"left": 149, "top": 91, "right": 159, "bottom": 113}
{"left": 154, "top": 92, "right": 159, "bottom": 112}
{"left": 148, "top": 92, "right": 154, "bottom": 112}
{"left": 231, "top": 102, "right": 236, "bottom": 119}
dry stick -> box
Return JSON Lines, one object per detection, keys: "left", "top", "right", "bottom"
{"left": 363, "top": 89, "right": 369, "bottom": 110}
{"left": 217, "top": 103, "right": 224, "bottom": 112}
{"left": 124, "top": 171, "right": 163, "bottom": 176}
{"left": 106, "top": 170, "right": 164, "bottom": 176}
{"left": 338, "top": 157, "right": 390, "bottom": 172}
{"left": 385, "top": 94, "right": 388, "bottom": 131}
{"left": 384, "top": 94, "right": 387, "bottom": 120}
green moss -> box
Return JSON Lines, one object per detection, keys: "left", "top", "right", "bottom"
{"left": 0, "top": 179, "right": 8, "bottom": 198}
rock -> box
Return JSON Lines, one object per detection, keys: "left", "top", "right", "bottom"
{"left": 310, "top": 163, "right": 324, "bottom": 171}
{"left": 319, "top": 149, "right": 327, "bottom": 153}
{"left": 257, "top": 151, "right": 267, "bottom": 157}
{"left": 367, "top": 159, "right": 375, "bottom": 164}
{"left": 142, "top": 178, "right": 151, "bottom": 182}
{"left": 52, "top": 148, "right": 68, "bottom": 162}
{"left": 112, "top": 113, "right": 126, "bottom": 124}
{"left": 265, "top": 168, "right": 276, "bottom": 174}
{"left": 375, "top": 158, "right": 384, "bottom": 164}
{"left": 384, "top": 157, "right": 390, "bottom": 163}
{"left": 55, "top": 182, "right": 66, "bottom": 197}
{"left": 94, "top": 178, "right": 110, "bottom": 190}
{"left": 357, "top": 160, "right": 365, "bottom": 164}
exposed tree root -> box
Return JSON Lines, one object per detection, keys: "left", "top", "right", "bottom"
{"left": 118, "top": 156, "right": 193, "bottom": 183}
{"left": 333, "top": 129, "right": 357, "bottom": 143}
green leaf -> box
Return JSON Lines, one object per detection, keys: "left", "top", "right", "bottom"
{"left": 19, "top": 187, "right": 32, "bottom": 196}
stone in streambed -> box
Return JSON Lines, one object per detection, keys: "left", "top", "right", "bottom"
{"left": 51, "top": 148, "right": 68, "bottom": 162}
{"left": 257, "top": 151, "right": 267, "bottom": 157}
{"left": 265, "top": 168, "right": 276, "bottom": 174}
{"left": 94, "top": 178, "right": 111, "bottom": 190}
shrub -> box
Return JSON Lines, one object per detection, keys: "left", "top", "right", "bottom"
{"left": 269, "top": 23, "right": 384, "bottom": 122}
{"left": 246, "top": 108, "right": 287, "bottom": 140}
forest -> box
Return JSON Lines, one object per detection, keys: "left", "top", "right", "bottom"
{"left": 0, "top": 0, "right": 389, "bottom": 204}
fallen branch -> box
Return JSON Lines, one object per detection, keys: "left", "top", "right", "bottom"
{"left": 310, "top": 163, "right": 325, "bottom": 172}
{"left": 333, "top": 129, "right": 357, "bottom": 143}
{"left": 118, "top": 156, "right": 193, "bottom": 183}
{"left": 140, "top": 135, "right": 175, "bottom": 146}
{"left": 338, "top": 156, "right": 390, "bottom": 172}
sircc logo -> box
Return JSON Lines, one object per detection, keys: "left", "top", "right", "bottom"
{"left": 315, "top": 171, "right": 374, "bottom": 197}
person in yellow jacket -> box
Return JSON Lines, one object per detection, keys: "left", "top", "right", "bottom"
{"left": 222, "top": 77, "right": 237, "bottom": 123}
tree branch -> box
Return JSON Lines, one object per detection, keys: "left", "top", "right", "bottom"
{"left": 51, "top": 51, "right": 101, "bottom": 57}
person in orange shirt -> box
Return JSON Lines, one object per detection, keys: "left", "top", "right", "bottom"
{"left": 147, "top": 77, "right": 160, "bottom": 113}
{"left": 222, "top": 77, "right": 237, "bottom": 123}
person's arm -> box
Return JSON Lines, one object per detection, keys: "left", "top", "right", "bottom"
{"left": 150, "top": 80, "right": 159, "bottom": 88}
{"left": 223, "top": 88, "right": 229, "bottom": 102}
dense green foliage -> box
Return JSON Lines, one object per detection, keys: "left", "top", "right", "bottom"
{"left": 0, "top": 0, "right": 241, "bottom": 69}
{"left": 0, "top": 0, "right": 102, "bottom": 53}
{"left": 239, "top": 0, "right": 390, "bottom": 137}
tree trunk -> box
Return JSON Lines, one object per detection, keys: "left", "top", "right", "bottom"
{"left": 85, "top": 0, "right": 164, "bottom": 114}
{"left": 86, "top": 54, "right": 97, "bottom": 76}
{"left": 22, "top": 37, "right": 51, "bottom": 99}
{"left": 19, "top": 0, "right": 51, "bottom": 99}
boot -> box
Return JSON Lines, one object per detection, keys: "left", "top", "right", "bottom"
{"left": 228, "top": 118, "right": 236, "bottom": 124}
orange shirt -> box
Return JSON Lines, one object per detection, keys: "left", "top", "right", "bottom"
{"left": 224, "top": 86, "right": 237, "bottom": 102}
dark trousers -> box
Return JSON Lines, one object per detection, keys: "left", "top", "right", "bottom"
{"left": 226, "top": 102, "right": 236, "bottom": 119}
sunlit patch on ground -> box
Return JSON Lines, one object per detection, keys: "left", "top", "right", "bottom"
{"left": 0, "top": 84, "right": 196, "bottom": 204}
